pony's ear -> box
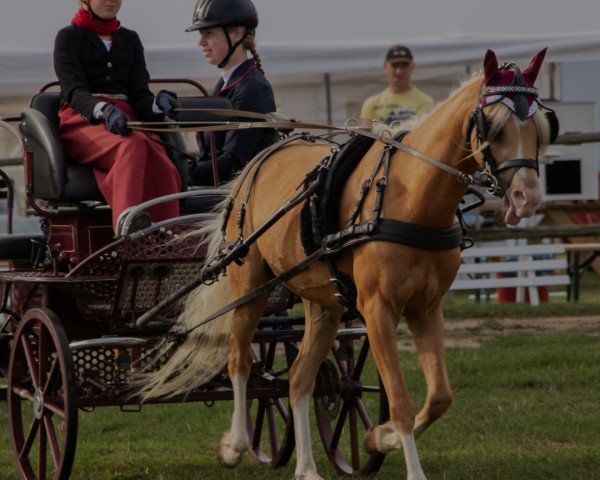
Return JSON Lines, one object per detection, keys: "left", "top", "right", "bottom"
{"left": 522, "top": 48, "right": 547, "bottom": 84}
{"left": 483, "top": 49, "right": 500, "bottom": 85}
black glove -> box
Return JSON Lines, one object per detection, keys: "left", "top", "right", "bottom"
{"left": 102, "top": 103, "right": 131, "bottom": 136}
{"left": 156, "top": 90, "right": 181, "bottom": 120}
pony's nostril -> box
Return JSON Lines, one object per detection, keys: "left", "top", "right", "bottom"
{"left": 511, "top": 189, "right": 526, "bottom": 207}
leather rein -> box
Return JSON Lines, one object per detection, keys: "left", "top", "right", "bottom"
{"left": 129, "top": 108, "right": 502, "bottom": 194}
{"left": 135, "top": 85, "right": 539, "bottom": 331}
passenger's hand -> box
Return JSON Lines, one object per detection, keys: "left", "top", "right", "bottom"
{"left": 102, "top": 104, "right": 131, "bottom": 136}
{"left": 156, "top": 90, "right": 181, "bottom": 121}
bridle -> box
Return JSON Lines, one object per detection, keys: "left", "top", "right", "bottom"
{"left": 465, "top": 63, "right": 548, "bottom": 198}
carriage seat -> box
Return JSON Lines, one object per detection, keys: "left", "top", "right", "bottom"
{"left": 177, "top": 96, "right": 234, "bottom": 213}
{"left": 0, "top": 234, "right": 46, "bottom": 261}
{"left": 19, "top": 92, "right": 234, "bottom": 212}
{"left": 20, "top": 93, "right": 103, "bottom": 202}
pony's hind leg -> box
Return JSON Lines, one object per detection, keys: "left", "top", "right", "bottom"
{"left": 405, "top": 303, "right": 453, "bottom": 438}
{"left": 290, "top": 300, "right": 342, "bottom": 480}
{"left": 218, "top": 294, "right": 270, "bottom": 468}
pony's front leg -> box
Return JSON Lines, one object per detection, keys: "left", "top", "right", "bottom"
{"left": 361, "top": 301, "right": 428, "bottom": 480}
{"left": 218, "top": 300, "right": 266, "bottom": 468}
{"left": 405, "top": 304, "right": 453, "bottom": 438}
{"left": 290, "top": 301, "right": 342, "bottom": 480}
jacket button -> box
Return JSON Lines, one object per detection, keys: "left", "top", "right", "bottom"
{"left": 107, "top": 62, "right": 113, "bottom": 69}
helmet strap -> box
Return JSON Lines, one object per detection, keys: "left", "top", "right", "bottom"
{"left": 218, "top": 26, "right": 249, "bottom": 69}
{"left": 82, "top": 0, "right": 102, "bottom": 21}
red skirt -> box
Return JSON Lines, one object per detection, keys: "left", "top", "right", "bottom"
{"left": 57, "top": 99, "right": 181, "bottom": 230}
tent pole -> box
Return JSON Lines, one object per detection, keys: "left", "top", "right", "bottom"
{"left": 324, "top": 73, "right": 332, "bottom": 124}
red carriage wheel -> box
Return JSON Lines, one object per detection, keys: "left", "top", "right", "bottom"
{"left": 246, "top": 337, "right": 297, "bottom": 468}
{"left": 7, "top": 308, "right": 78, "bottom": 480}
{"left": 314, "top": 334, "right": 389, "bottom": 476}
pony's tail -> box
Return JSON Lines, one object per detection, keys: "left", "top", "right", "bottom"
{"left": 134, "top": 278, "right": 233, "bottom": 401}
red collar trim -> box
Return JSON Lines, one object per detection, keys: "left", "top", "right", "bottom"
{"left": 216, "top": 64, "right": 257, "bottom": 95}
{"left": 71, "top": 7, "right": 120, "bottom": 36}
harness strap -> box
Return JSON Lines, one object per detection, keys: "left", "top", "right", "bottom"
{"left": 163, "top": 220, "right": 380, "bottom": 340}
{"left": 136, "top": 146, "right": 333, "bottom": 328}
{"left": 129, "top": 120, "right": 497, "bottom": 191}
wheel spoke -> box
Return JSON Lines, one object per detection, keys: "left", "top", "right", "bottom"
{"left": 352, "top": 338, "right": 370, "bottom": 381}
{"left": 349, "top": 397, "right": 371, "bottom": 431}
{"left": 38, "top": 415, "right": 47, "bottom": 480}
{"left": 11, "top": 383, "right": 35, "bottom": 400}
{"left": 19, "top": 418, "right": 40, "bottom": 460}
{"left": 43, "top": 415, "right": 61, "bottom": 470}
{"left": 274, "top": 397, "right": 289, "bottom": 420}
{"left": 42, "top": 356, "right": 61, "bottom": 396}
{"left": 348, "top": 404, "right": 360, "bottom": 471}
{"left": 330, "top": 400, "right": 350, "bottom": 450}
{"left": 43, "top": 399, "right": 67, "bottom": 419}
{"left": 266, "top": 401, "right": 278, "bottom": 456}
{"left": 38, "top": 325, "right": 49, "bottom": 390}
{"left": 332, "top": 341, "right": 349, "bottom": 376}
{"left": 252, "top": 402, "right": 266, "bottom": 449}
{"left": 20, "top": 334, "right": 40, "bottom": 390}
{"left": 264, "top": 342, "right": 276, "bottom": 370}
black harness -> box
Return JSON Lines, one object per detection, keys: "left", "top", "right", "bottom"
{"left": 299, "top": 133, "right": 462, "bottom": 312}
{"left": 136, "top": 71, "right": 558, "bottom": 332}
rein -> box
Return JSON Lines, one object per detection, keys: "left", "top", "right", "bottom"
{"left": 129, "top": 113, "right": 498, "bottom": 192}
{"left": 135, "top": 81, "right": 541, "bottom": 333}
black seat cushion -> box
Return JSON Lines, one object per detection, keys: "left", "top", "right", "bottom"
{"left": 21, "top": 93, "right": 103, "bottom": 202}
{"left": 0, "top": 234, "right": 46, "bottom": 261}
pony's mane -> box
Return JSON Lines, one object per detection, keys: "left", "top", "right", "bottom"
{"left": 383, "top": 71, "right": 551, "bottom": 154}
{"left": 381, "top": 72, "right": 484, "bottom": 136}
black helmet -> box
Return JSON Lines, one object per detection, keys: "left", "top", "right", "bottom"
{"left": 186, "top": 0, "right": 258, "bottom": 34}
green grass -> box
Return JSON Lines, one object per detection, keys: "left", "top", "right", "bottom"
{"left": 1, "top": 272, "right": 599, "bottom": 480}
{"left": 2, "top": 328, "right": 600, "bottom": 479}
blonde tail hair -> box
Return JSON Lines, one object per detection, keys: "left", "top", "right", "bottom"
{"left": 134, "top": 209, "right": 234, "bottom": 401}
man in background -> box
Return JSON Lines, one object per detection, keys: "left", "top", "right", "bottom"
{"left": 360, "top": 45, "right": 435, "bottom": 128}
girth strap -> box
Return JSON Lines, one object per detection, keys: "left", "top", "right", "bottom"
{"left": 373, "top": 219, "right": 463, "bottom": 250}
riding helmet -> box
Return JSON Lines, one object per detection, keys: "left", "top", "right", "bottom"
{"left": 186, "top": 0, "right": 258, "bottom": 34}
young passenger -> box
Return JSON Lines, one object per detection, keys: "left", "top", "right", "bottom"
{"left": 187, "top": 0, "right": 277, "bottom": 186}
{"left": 54, "top": 0, "right": 182, "bottom": 232}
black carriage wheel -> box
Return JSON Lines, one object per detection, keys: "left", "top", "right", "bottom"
{"left": 7, "top": 308, "right": 78, "bottom": 480}
{"left": 246, "top": 339, "right": 296, "bottom": 468}
{"left": 314, "top": 335, "right": 389, "bottom": 476}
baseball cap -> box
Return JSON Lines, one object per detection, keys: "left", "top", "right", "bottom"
{"left": 385, "top": 45, "right": 413, "bottom": 63}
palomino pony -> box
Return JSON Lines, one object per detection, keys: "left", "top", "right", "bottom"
{"left": 138, "top": 49, "right": 555, "bottom": 479}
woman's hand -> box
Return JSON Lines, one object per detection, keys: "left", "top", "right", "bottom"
{"left": 102, "top": 104, "right": 131, "bottom": 136}
{"left": 156, "top": 90, "right": 181, "bottom": 120}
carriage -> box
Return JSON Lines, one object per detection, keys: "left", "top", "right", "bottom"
{"left": 0, "top": 48, "right": 555, "bottom": 480}
{"left": 0, "top": 79, "right": 389, "bottom": 480}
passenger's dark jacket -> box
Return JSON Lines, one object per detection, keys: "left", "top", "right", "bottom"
{"left": 54, "top": 25, "right": 156, "bottom": 122}
{"left": 191, "top": 58, "right": 277, "bottom": 185}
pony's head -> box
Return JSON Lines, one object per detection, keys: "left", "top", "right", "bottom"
{"left": 466, "top": 48, "right": 558, "bottom": 225}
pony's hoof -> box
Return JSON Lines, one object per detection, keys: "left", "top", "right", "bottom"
{"left": 217, "top": 432, "right": 245, "bottom": 468}
{"left": 295, "top": 472, "right": 325, "bottom": 480}
{"left": 364, "top": 428, "right": 379, "bottom": 454}
{"left": 217, "top": 444, "right": 243, "bottom": 468}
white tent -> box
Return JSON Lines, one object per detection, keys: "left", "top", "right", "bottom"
{"left": 1, "top": 0, "right": 600, "bottom": 85}
{"left": 1, "top": 0, "right": 600, "bottom": 226}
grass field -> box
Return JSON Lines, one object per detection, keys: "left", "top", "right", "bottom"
{"left": 1, "top": 274, "right": 599, "bottom": 479}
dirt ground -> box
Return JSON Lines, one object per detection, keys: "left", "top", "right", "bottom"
{"left": 396, "top": 315, "right": 600, "bottom": 350}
